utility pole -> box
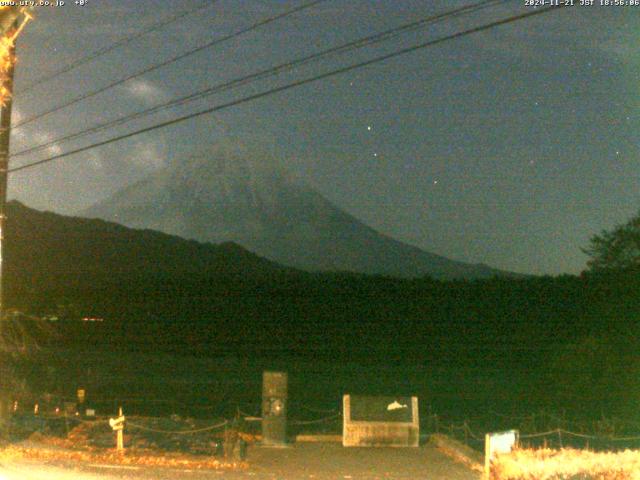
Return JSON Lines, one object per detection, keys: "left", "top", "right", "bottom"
{"left": 0, "top": 26, "right": 16, "bottom": 322}
{"left": 0, "top": 9, "right": 31, "bottom": 438}
{"left": 0, "top": 8, "right": 32, "bottom": 321}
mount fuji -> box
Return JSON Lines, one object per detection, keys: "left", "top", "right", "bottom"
{"left": 83, "top": 140, "right": 506, "bottom": 279}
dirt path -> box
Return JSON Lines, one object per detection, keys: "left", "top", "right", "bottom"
{"left": 1, "top": 443, "right": 480, "bottom": 480}
{"left": 237, "top": 443, "right": 481, "bottom": 480}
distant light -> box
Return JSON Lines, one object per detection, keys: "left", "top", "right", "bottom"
{"left": 367, "top": 126, "right": 372, "bottom": 131}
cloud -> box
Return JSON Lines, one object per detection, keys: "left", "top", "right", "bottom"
{"left": 11, "top": 107, "right": 63, "bottom": 160}
{"left": 124, "top": 79, "right": 168, "bottom": 105}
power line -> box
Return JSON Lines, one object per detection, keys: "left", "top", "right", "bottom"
{"left": 19, "top": 1, "right": 216, "bottom": 95}
{"left": 11, "top": 0, "right": 508, "bottom": 159}
{"left": 9, "top": 5, "right": 567, "bottom": 175}
{"left": 13, "top": 0, "right": 330, "bottom": 130}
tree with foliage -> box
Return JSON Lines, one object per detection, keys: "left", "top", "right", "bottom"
{"left": 583, "top": 210, "right": 640, "bottom": 272}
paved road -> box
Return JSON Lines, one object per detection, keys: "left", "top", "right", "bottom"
{"left": 1, "top": 443, "right": 480, "bottom": 480}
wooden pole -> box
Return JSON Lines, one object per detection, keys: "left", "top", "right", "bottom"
{"left": 484, "top": 433, "right": 491, "bottom": 479}
{"left": 116, "top": 406, "right": 124, "bottom": 451}
{"left": 0, "top": 23, "right": 16, "bottom": 322}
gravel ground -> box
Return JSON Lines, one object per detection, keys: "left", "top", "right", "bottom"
{"left": 0, "top": 443, "right": 481, "bottom": 480}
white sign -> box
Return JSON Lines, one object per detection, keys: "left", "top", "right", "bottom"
{"left": 485, "top": 429, "right": 519, "bottom": 477}
{"left": 489, "top": 430, "right": 518, "bottom": 457}
{"left": 109, "top": 415, "right": 125, "bottom": 431}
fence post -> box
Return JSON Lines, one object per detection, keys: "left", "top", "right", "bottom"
{"left": 63, "top": 410, "right": 69, "bottom": 438}
{"left": 117, "top": 406, "right": 124, "bottom": 451}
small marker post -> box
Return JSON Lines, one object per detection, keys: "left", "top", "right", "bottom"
{"left": 109, "top": 406, "right": 125, "bottom": 452}
{"left": 117, "top": 406, "right": 124, "bottom": 451}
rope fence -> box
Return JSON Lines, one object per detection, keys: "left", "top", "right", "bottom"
{"left": 126, "top": 419, "right": 228, "bottom": 435}
{"left": 289, "top": 413, "right": 341, "bottom": 426}
{"left": 11, "top": 393, "right": 640, "bottom": 454}
{"left": 520, "top": 428, "right": 640, "bottom": 443}
{"left": 418, "top": 410, "right": 640, "bottom": 454}
{"left": 301, "top": 405, "right": 340, "bottom": 414}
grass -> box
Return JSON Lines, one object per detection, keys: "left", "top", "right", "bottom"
{"left": 0, "top": 443, "right": 247, "bottom": 470}
{"left": 0, "top": 417, "right": 250, "bottom": 470}
{"left": 491, "top": 447, "right": 640, "bottom": 480}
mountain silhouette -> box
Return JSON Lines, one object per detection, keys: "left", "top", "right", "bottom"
{"left": 83, "top": 139, "right": 508, "bottom": 279}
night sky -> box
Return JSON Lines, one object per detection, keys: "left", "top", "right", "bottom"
{"left": 6, "top": 0, "right": 639, "bottom": 275}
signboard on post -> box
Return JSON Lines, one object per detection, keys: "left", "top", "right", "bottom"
{"left": 484, "top": 430, "right": 519, "bottom": 478}
{"left": 262, "top": 371, "right": 288, "bottom": 446}
{"left": 109, "top": 415, "right": 125, "bottom": 430}
{"left": 343, "top": 395, "right": 419, "bottom": 447}
{"left": 109, "top": 407, "right": 125, "bottom": 451}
